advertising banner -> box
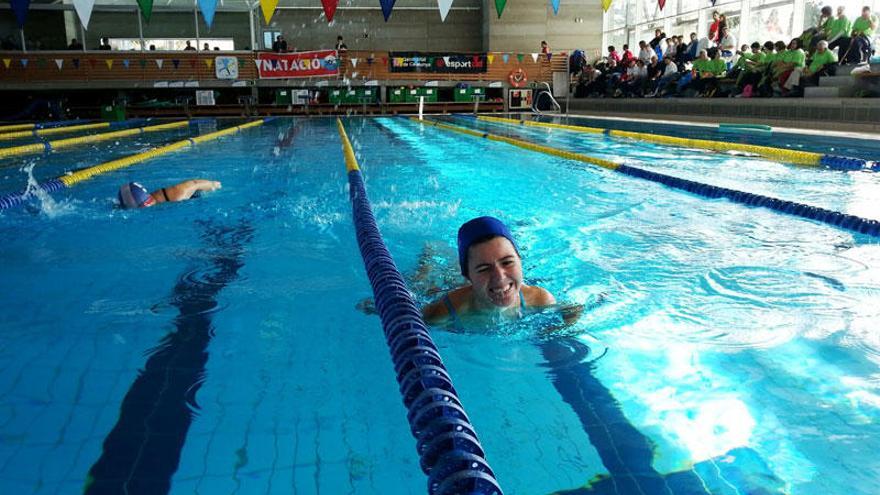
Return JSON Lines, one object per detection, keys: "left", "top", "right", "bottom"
{"left": 255, "top": 50, "right": 339, "bottom": 79}
{"left": 389, "top": 52, "right": 488, "bottom": 73}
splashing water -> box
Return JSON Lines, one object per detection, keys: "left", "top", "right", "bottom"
{"left": 21, "top": 162, "right": 76, "bottom": 218}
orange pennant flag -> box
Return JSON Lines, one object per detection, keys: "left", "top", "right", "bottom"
{"left": 105, "top": 59, "right": 114, "bottom": 70}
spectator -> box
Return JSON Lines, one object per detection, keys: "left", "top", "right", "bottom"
{"left": 149, "top": 44, "right": 156, "bottom": 51}
{"left": 777, "top": 38, "right": 806, "bottom": 95}
{"left": 683, "top": 32, "right": 700, "bottom": 62}
{"left": 335, "top": 35, "right": 348, "bottom": 52}
{"left": 846, "top": 6, "right": 877, "bottom": 63}
{"left": 607, "top": 45, "right": 621, "bottom": 64}
{"left": 620, "top": 44, "right": 634, "bottom": 64}
{"left": 540, "top": 40, "right": 550, "bottom": 54}
{"left": 214, "top": 47, "right": 220, "bottom": 51}
{"left": 637, "top": 40, "right": 654, "bottom": 63}
{"left": 184, "top": 40, "right": 196, "bottom": 51}
{"left": 800, "top": 39, "right": 838, "bottom": 88}
{"left": 709, "top": 11, "right": 722, "bottom": 44}
{"left": 827, "top": 6, "right": 852, "bottom": 53}
{"left": 274, "top": 35, "right": 288, "bottom": 52}
{"left": 203, "top": 42, "right": 210, "bottom": 51}
{"left": 649, "top": 29, "right": 667, "bottom": 60}
{"left": 720, "top": 25, "right": 737, "bottom": 61}
{"left": 802, "top": 5, "right": 834, "bottom": 52}
{"left": 650, "top": 56, "right": 680, "bottom": 97}
{"left": 68, "top": 38, "right": 83, "bottom": 50}
{"left": 98, "top": 37, "right": 111, "bottom": 50}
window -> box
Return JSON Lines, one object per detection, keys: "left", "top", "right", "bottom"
{"left": 263, "top": 30, "right": 281, "bottom": 50}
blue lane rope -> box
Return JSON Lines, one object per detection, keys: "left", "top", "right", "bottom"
{"left": 32, "top": 119, "right": 90, "bottom": 130}
{"left": 616, "top": 164, "right": 880, "bottom": 237}
{"left": 346, "top": 170, "right": 503, "bottom": 495}
{"left": 0, "top": 179, "right": 65, "bottom": 210}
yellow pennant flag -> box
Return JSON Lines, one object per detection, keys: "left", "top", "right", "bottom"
{"left": 602, "top": 0, "right": 613, "bottom": 12}
{"left": 105, "top": 59, "right": 114, "bottom": 70}
{"left": 2, "top": 59, "right": 10, "bottom": 69}
{"left": 487, "top": 54, "right": 495, "bottom": 64}
{"left": 204, "top": 59, "right": 214, "bottom": 69}
{"left": 260, "top": 0, "right": 279, "bottom": 23}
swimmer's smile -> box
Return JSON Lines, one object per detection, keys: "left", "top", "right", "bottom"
{"left": 489, "top": 281, "right": 516, "bottom": 305}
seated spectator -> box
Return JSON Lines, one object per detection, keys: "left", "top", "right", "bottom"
{"left": 846, "top": 6, "right": 877, "bottom": 63}
{"left": 800, "top": 39, "right": 838, "bottom": 87}
{"left": 620, "top": 44, "right": 634, "bottom": 64}
{"left": 720, "top": 26, "right": 737, "bottom": 63}
{"left": 650, "top": 56, "right": 680, "bottom": 97}
{"left": 149, "top": 44, "right": 157, "bottom": 51}
{"left": 801, "top": 6, "right": 834, "bottom": 53}
{"left": 684, "top": 32, "right": 700, "bottom": 62}
{"left": 665, "top": 36, "right": 679, "bottom": 63}
{"left": 776, "top": 38, "right": 807, "bottom": 95}
{"left": 540, "top": 40, "right": 550, "bottom": 54}
{"left": 203, "top": 42, "right": 210, "bottom": 51}
{"left": 827, "top": 6, "right": 852, "bottom": 54}
{"left": 637, "top": 40, "right": 654, "bottom": 63}
{"left": 607, "top": 45, "right": 621, "bottom": 64}
{"left": 734, "top": 42, "right": 767, "bottom": 94}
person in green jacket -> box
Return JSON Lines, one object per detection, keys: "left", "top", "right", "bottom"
{"left": 778, "top": 38, "right": 807, "bottom": 93}
{"left": 735, "top": 42, "right": 766, "bottom": 92}
{"left": 803, "top": 40, "right": 838, "bottom": 84}
{"left": 827, "top": 6, "right": 852, "bottom": 54}
{"left": 839, "top": 6, "right": 878, "bottom": 64}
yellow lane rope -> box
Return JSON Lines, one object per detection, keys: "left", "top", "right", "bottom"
{"left": 0, "top": 121, "right": 190, "bottom": 161}
{"left": 59, "top": 119, "right": 267, "bottom": 187}
{"left": 477, "top": 115, "right": 824, "bottom": 166}
{"left": 336, "top": 118, "right": 360, "bottom": 172}
{"left": 0, "top": 123, "right": 36, "bottom": 133}
{"left": 0, "top": 122, "right": 112, "bottom": 141}
{"left": 413, "top": 117, "right": 620, "bottom": 171}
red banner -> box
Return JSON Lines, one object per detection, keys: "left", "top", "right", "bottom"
{"left": 255, "top": 50, "right": 339, "bottom": 79}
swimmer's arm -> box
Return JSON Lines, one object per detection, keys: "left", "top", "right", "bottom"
{"left": 421, "top": 299, "right": 449, "bottom": 325}
{"left": 166, "top": 179, "right": 222, "bottom": 201}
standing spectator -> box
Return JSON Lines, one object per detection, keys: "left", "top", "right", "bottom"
{"left": 203, "top": 42, "right": 210, "bottom": 51}
{"left": 846, "top": 6, "right": 877, "bottom": 63}
{"left": 149, "top": 44, "right": 157, "bottom": 51}
{"left": 720, "top": 25, "right": 737, "bottom": 67}
{"left": 335, "top": 35, "right": 348, "bottom": 52}
{"left": 709, "top": 11, "right": 722, "bottom": 44}
{"left": 649, "top": 29, "right": 667, "bottom": 60}
{"left": 540, "top": 40, "right": 551, "bottom": 55}
{"left": 184, "top": 40, "right": 196, "bottom": 51}
{"left": 68, "top": 38, "right": 83, "bottom": 50}
{"left": 98, "top": 37, "right": 112, "bottom": 50}
{"left": 803, "top": 6, "right": 834, "bottom": 52}
{"left": 827, "top": 6, "right": 852, "bottom": 54}
{"left": 272, "top": 35, "right": 288, "bottom": 52}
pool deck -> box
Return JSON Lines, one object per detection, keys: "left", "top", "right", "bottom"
{"left": 565, "top": 97, "right": 880, "bottom": 134}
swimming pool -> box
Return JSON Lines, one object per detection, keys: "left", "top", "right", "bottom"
{"left": 1, "top": 116, "right": 879, "bottom": 494}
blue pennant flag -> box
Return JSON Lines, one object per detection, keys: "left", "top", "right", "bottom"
{"left": 20, "top": 58, "right": 28, "bottom": 68}
{"left": 11, "top": 0, "right": 30, "bottom": 28}
{"left": 172, "top": 59, "right": 180, "bottom": 69}
{"left": 551, "top": 0, "right": 560, "bottom": 15}
{"left": 72, "top": 58, "right": 80, "bottom": 68}
{"left": 379, "top": 0, "right": 396, "bottom": 21}
{"left": 198, "top": 0, "right": 217, "bottom": 29}
{"left": 122, "top": 59, "right": 130, "bottom": 69}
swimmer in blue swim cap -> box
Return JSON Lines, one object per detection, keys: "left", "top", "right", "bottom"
{"left": 422, "top": 216, "right": 557, "bottom": 325}
{"left": 118, "top": 179, "right": 221, "bottom": 209}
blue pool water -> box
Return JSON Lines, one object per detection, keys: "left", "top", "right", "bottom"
{"left": 1, "top": 116, "right": 879, "bottom": 494}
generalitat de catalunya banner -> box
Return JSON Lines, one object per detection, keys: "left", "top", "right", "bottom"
{"left": 255, "top": 50, "right": 339, "bottom": 79}
{"left": 389, "top": 52, "right": 488, "bottom": 74}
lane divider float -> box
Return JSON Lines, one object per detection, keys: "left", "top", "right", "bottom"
{"left": 0, "top": 119, "right": 270, "bottom": 210}
{"left": 337, "top": 118, "right": 504, "bottom": 495}
{"left": 418, "top": 117, "right": 880, "bottom": 238}
{"left": 0, "top": 119, "right": 91, "bottom": 133}
{"left": 476, "top": 115, "right": 875, "bottom": 171}
{"left": 0, "top": 120, "right": 191, "bottom": 161}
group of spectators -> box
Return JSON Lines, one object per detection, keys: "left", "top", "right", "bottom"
{"left": 270, "top": 34, "right": 347, "bottom": 53}
{"left": 573, "top": 5, "right": 877, "bottom": 98}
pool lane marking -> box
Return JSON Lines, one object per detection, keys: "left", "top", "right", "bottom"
{"left": 0, "top": 121, "right": 113, "bottom": 141}
{"left": 0, "top": 120, "right": 191, "bottom": 161}
{"left": 417, "top": 117, "right": 880, "bottom": 238}
{"left": 0, "top": 123, "right": 36, "bottom": 132}
{"left": 336, "top": 118, "right": 360, "bottom": 172}
{"left": 476, "top": 115, "right": 874, "bottom": 170}
{"left": 84, "top": 221, "right": 254, "bottom": 495}
{"left": 0, "top": 119, "right": 269, "bottom": 210}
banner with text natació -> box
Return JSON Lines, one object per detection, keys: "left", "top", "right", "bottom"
{"left": 256, "top": 50, "right": 339, "bottom": 79}
{"left": 389, "top": 52, "right": 488, "bottom": 73}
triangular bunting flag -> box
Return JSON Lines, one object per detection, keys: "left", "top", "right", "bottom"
{"left": 321, "top": 0, "right": 338, "bottom": 22}
{"left": 551, "top": 0, "right": 560, "bottom": 15}
{"left": 531, "top": 53, "right": 539, "bottom": 62}
{"left": 438, "top": 0, "right": 453, "bottom": 21}
{"left": 72, "top": 0, "right": 95, "bottom": 29}
{"left": 21, "top": 59, "right": 28, "bottom": 68}
{"left": 516, "top": 53, "right": 524, "bottom": 63}
{"left": 122, "top": 59, "right": 130, "bottom": 69}
{"left": 487, "top": 54, "right": 495, "bottom": 64}
{"left": 189, "top": 59, "right": 197, "bottom": 68}
{"left": 198, "top": 0, "right": 217, "bottom": 28}
{"left": 156, "top": 59, "right": 164, "bottom": 69}
{"left": 366, "top": 57, "right": 374, "bottom": 65}
{"left": 602, "top": 0, "right": 612, "bottom": 12}
{"left": 381, "top": 57, "right": 387, "bottom": 65}
{"left": 253, "top": 59, "right": 261, "bottom": 69}
{"left": 73, "top": 58, "right": 80, "bottom": 69}
{"left": 37, "top": 59, "right": 47, "bottom": 69}
{"left": 710, "top": 0, "right": 716, "bottom": 5}
{"left": 494, "top": 0, "right": 506, "bottom": 18}
{"left": 379, "top": 0, "right": 396, "bottom": 21}
{"left": 10, "top": 0, "right": 30, "bottom": 28}
{"left": 350, "top": 58, "right": 358, "bottom": 67}
{"left": 204, "top": 59, "right": 213, "bottom": 68}
{"left": 105, "top": 59, "right": 113, "bottom": 70}
{"left": 55, "top": 59, "right": 64, "bottom": 70}
{"left": 502, "top": 53, "right": 509, "bottom": 64}
{"left": 136, "top": 0, "right": 153, "bottom": 22}
{"left": 138, "top": 59, "right": 146, "bottom": 68}
{"left": 260, "top": 0, "right": 279, "bottom": 23}
{"left": 658, "top": 0, "right": 666, "bottom": 9}
{"left": 172, "top": 59, "right": 180, "bottom": 69}
{"left": 2, "top": 59, "right": 10, "bottom": 69}
{"left": 546, "top": 53, "right": 552, "bottom": 61}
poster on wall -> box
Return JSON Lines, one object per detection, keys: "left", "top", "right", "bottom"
{"left": 215, "top": 56, "right": 239, "bottom": 79}
{"left": 389, "top": 52, "right": 488, "bottom": 73}
{"left": 255, "top": 50, "right": 339, "bottom": 79}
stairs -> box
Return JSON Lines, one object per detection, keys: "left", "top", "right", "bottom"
{"left": 804, "top": 63, "right": 880, "bottom": 98}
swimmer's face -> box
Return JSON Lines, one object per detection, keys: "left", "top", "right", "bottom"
{"left": 466, "top": 237, "right": 523, "bottom": 309}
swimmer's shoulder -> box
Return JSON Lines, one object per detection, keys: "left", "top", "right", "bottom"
{"left": 422, "top": 286, "right": 471, "bottom": 324}
{"left": 522, "top": 285, "right": 556, "bottom": 308}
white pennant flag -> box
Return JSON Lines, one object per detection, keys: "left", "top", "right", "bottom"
{"left": 72, "top": 0, "right": 96, "bottom": 29}
{"left": 531, "top": 53, "right": 539, "bottom": 62}
{"left": 55, "top": 59, "right": 64, "bottom": 70}
{"left": 350, "top": 58, "right": 358, "bottom": 67}
{"left": 156, "top": 59, "right": 164, "bottom": 69}
{"left": 438, "top": 0, "right": 453, "bottom": 21}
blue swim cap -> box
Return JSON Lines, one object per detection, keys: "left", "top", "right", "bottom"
{"left": 457, "top": 216, "right": 519, "bottom": 277}
{"left": 118, "top": 182, "right": 155, "bottom": 209}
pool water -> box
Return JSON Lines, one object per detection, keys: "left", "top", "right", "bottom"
{"left": 0, "top": 116, "right": 879, "bottom": 494}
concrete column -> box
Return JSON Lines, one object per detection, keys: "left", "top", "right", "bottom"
{"left": 792, "top": 0, "right": 806, "bottom": 39}
{"left": 739, "top": 0, "right": 752, "bottom": 49}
